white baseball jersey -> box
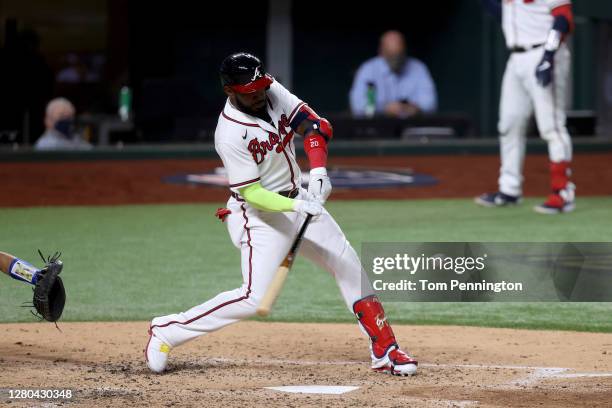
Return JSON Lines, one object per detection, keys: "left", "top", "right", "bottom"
{"left": 502, "top": 0, "right": 571, "bottom": 48}
{"left": 215, "top": 80, "right": 306, "bottom": 194}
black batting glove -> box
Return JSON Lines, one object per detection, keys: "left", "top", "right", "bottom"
{"left": 535, "top": 50, "right": 555, "bottom": 88}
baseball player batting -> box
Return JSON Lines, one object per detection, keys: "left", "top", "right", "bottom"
{"left": 145, "top": 52, "right": 418, "bottom": 376}
{"left": 476, "top": 0, "right": 575, "bottom": 214}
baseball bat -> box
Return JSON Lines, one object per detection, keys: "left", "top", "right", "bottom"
{"left": 256, "top": 214, "right": 313, "bottom": 317}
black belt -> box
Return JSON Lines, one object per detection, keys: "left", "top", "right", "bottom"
{"left": 509, "top": 43, "right": 544, "bottom": 53}
{"left": 231, "top": 188, "right": 299, "bottom": 201}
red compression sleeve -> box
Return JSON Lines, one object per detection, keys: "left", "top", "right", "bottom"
{"left": 304, "top": 134, "right": 328, "bottom": 168}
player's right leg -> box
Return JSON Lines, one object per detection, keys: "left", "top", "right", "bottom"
{"left": 0, "top": 251, "right": 42, "bottom": 286}
{"left": 475, "top": 54, "right": 533, "bottom": 207}
{"left": 300, "top": 207, "right": 417, "bottom": 376}
{"left": 145, "top": 199, "right": 295, "bottom": 373}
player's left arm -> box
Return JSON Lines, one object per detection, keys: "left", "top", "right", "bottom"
{"left": 408, "top": 61, "right": 437, "bottom": 114}
{"left": 536, "top": 1, "right": 575, "bottom": 87}
{"left": 289, "top": 105, "right": 334, "bottom": 203}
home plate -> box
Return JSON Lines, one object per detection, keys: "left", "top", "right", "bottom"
{"left": 265, "top": 385, "right": 360, "bottom": 395}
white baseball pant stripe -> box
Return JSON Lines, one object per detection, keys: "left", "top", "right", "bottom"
{"left": 151, "top": 189, "right": 373, "bottom": 347}
{"left": 498, "top": 44, "right": 572, "bottom": 197}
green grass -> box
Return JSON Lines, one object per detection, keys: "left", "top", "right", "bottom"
{"left": 1, "top": 197, "right": 611, "bottom": 331}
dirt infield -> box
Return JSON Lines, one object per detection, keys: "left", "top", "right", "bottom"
{"left": 1, "top": 321, "right": 611, "bottom": 407}
{"left": 2, "top": 152, "right": 612, "bottom": 206}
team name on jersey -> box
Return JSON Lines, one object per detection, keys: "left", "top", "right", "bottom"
{"left": 247, "top": 113, "right": 294, "bottom": 164}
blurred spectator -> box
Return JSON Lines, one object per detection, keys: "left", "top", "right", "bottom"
{"left": 349, "top": 30, "right": 437, "bottom": 118}
{"left": 56, "top": 53, "right": 88, "bottom": 83}
{"left": 56, "top": 53, "right": 104, "bottom": 84}
{"left": 34, "top": 98, "right": 92, "bottom": 150}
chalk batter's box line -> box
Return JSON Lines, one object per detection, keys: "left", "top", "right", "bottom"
{"left": 202, "top": 357, "right": 612, "bottom": 379}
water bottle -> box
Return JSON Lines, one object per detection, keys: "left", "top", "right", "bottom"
{"left": 365, "top": 82, "right": 376, "bottom": 118}
{"left": 119, "top": 86, "right": 132, "bottom": 121}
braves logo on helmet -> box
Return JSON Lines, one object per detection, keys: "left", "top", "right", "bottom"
{"left": 251, "top": 66, "right": 263, "bottom": 82}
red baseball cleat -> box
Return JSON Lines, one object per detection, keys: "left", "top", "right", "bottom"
{"left": 371, "top": 344, "right": 418, "bottom": 376}
{"left": 534, "top": 182, "right": 575, "bottom": 214}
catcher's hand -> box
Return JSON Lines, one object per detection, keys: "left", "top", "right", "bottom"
{"left": 32, "top": 250, "right": 66, "bottom": 322}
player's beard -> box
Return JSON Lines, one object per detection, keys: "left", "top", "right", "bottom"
{"left": 235, "top": 96, "right": 268, "bottom": 120}
{"left": 235, "top": 98, "right": 266, "bottom": 116}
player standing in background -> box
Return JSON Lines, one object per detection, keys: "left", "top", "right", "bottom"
{"left": 145, "top": 52, "right": 418, "bottom": 376}
{"left": 476, "top": 0, "right": 575, "bottom": 214}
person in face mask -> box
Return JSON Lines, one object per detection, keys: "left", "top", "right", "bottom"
{"left": 349, "top": 30, "right": 438, "bottom": 118}
{"left": 34, "top": 97, "right": 92, "bottom": 150}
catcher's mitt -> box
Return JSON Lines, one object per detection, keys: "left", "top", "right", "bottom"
{"left": 32, "top": 250, "right": 66, "bottom": 322}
